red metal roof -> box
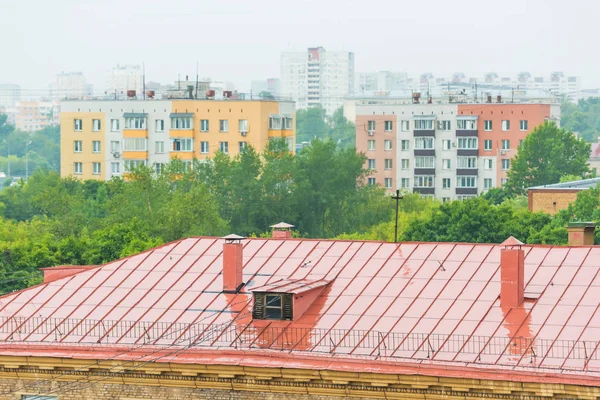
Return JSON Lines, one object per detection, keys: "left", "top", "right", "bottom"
{"left": 0, "top": 237, "right": 598, "bottom": 383}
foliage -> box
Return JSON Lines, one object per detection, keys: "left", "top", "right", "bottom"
{"left": 296, "top": 106, "right": 356, "bottom": 149}
{"left": 561, "top": 98, "right": 600, "bottom": 142}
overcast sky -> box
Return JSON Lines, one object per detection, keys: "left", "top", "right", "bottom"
{"left": 1, "top": 0, "right": 598, "bottom": 95}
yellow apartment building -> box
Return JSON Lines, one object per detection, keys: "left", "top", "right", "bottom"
{"left": 60, "top": 99, "right": 296, "bottom": 180}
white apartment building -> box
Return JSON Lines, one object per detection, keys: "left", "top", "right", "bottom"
{"left": 49, "top": 72, "right": 91, "bottom": 100}
{"left": 106, "top": 64, "right": 144, "bottom": 99}
{"left": 355, "top": 71, "right": 408, "bottom": 93}
{"left": 0, "top": 84, "right": 21, "bottom": 107}
{"left": 280, "top": 47, "right": 354, "bottom": 114}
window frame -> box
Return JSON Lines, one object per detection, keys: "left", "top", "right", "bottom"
{"left": 384, "top": 177, "right": 392, "bottom": 189}
{"left": 92, "top": 140, "right": 101, "bottom": 153}
{"left": 220, "top": 141, "right": 229, "bottom": 154}
{"left": 74, "top": 119, "right": 82, "bottom": 131}
{"left": 200, "top": 141, "right": 209, "bottom": 154}
{"left": 92, "top": 162, "right": 101, "bottom": 175}
{"left": 200, "top": 119, "right": 209, "bottom": 132}
{"left": 92, "top": 119, "right": 101, "bottom": 132}
{"left": 74, "top": 140, "right": 82, "bottom": 153}
{"left": 384, "top": 120, "right": 393, "bottom": 132}
{"left": 501, "top": 120, "right": 510, "bottom": 131}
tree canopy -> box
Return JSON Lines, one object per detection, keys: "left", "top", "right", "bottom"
{"left": 296, "top": 106, "right": 356, "bottom": 149}
{"left": 561, "top": 97, "right": 600, "bottom": 142}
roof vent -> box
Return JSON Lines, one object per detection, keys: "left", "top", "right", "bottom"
{"left": 222, "top": 234, "right": 245, "bottom": 293}
{"left": 500, "top": 236, "right": 524, "bottom": 308}
{"left": 270, "top": 222, "right": 294, "bottom": 239}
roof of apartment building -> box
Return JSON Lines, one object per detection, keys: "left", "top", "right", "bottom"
{"left": 0, "top": 234, "right": 599, "bottom": 386}
{"left": 529, "top": 177, "right": 600, "bottom": 191}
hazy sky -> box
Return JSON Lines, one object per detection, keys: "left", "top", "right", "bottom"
{"left": 2, "top": 0, "right": 599, "bottom": 95}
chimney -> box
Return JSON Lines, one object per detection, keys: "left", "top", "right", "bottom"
{"left": 500, "top": 236, "right": 525, "bottom": 308}
{"left": 222, "top": 234, "right": 245, "bottom": 293}
{"left": 567, "top": 222, "right": 596, "bottom": 246}
{"left": 496, "top": 94, "right": 502, "bottom": 103}
{"left": 39, "top": 265, "right": 97, "bottom": 284}
{"left": 271, "top": 222, "right": 295, "bottom": 239}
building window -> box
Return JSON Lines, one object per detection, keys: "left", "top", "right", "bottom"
{"left": 91, "top": 119, "right": 101, "bottom": 132}
{"left": 239, "top": 141, "right": 248, "bottom": 152}
{"left": 74, "top": 140, "right": 82, "bottom": 153}
{"left": 125, "top": 117, "right": 146, "bottom": 129}
{"left": 414, "top": 119, "right": 433, "bottom": 130}
{"left": 155, "top": 163, "right": 164, "bottom": 174}
{"left": 415, "top": 156, "right": 435, "bottom": 168}
{"left": 457, "top": 195, "right": 476, "bottom": 201}
{"left": 456, "top": 176, "right": 477, "bottom": 188}
{"left": 484, "top": 139, "right": 492, "bottom": 151}
{"left": 74, "top": 119, "right": 82, "bottom": 131}
{"left": 110, "top": 141, "right": 120, "bottom": 153}
{"left": 484, "top": 158, "right": 493, "bottom": 170}
{"left": 484, "top": 178, "right": 493, "bottom": 189}
{"left": 502, "top": 159, "right": 511, "bottom": 170}
{"left": 519, "top": 139, "right": 524, "bottom": 147}
{"left": 384, "top": 178, "right": 392, "bottom": 189}
{"left": 400, "top": 120, "right": 409, "bottom": 131}
{"left": 284, "top": 117, "right": 293, "bottom": 130}
{"left": 239, "top": 119, "right": 248, "bottom": 133}
{"left": 172, "top": 138, "right": 193, "bottom": 152}
{"left": 414, "top": 175, "right": 434, "bottom": 188}
{"left": 269, "top": 116, "right": 281, "bottom": 129}
{"left": 442, "top": 178, "right": 451, "bottom": 189}
{"left": 110, "top": 119, "right": 120, "bottom": 132}
{"left": 401, "top": 178, "right": 410, "bottom": 188}
{"left": 384, "top": 140, "right": 392, "bottom": 150}
{"left": 200, "top": 119, "right": 209, "bottom": 131}
{"left": 401, "top": 140, "right": 410, "bottom": 151}
{"left": 442, "top": 159, "right": 451, "bottom": 169}
{"left": 501, "top": 139, "right": 510, "bottom": 150}
{"left": 484, "top": 120, "right": 492, "bottom": 131}
{"left": 220, "top": 141, "right": 229, "bottom": 154}
{"left": 440, "top": 120, "right": 451, "bottom": 131}
{"left": 93, "top": 162, "right": 101, "bottom": 175}
{"left": 368, "top": 159, "right": 376, "bottom": 170}
{"left": 384, "top": 121, "right": 393, "bottom": 131}
{"left": 123, "top": 138, "right": 147, "bottom": 151}
{"left": 155, "top": 119, "right": 164, "bottom": 132}
{"left": 520, "top": 120, "right": 528, "bottom": 131}
{"left": 124, "top": 160, "right": 147, "bottom": 171}
{"left": 415, "top": 137, "right": 434, "bottom": 149}
{"left": 457, "top": 119, "right": 476, "bottom": 130}
{"left": 171, "top": 117, "right": 192, "bottom": 130}
{"left": 457, "top": 137, "right": 477, "bottom": 150}
{"left": 219, "top": 119, "right": 229, "bottom": 132}
{"left": 155, "top": 141, "right": 165, "bottom": 154}
{"left": 457, "top": 156, "right": 477, "bottom": 169}
{"left": 501, "top": 120, "right": 510, "bottom": 131}
{"left": 368, "top": 177, "right": 376, "bottom": 185}
{"left": 368, "top": 120, "right": 376, "bottom": 132}
{"left": 368, "top": 140, "right": 376, "bottom": 151}
{"left": 92, "top": 140, "right": 101, "bottom": 153}
{"left": 442, "top": 197, "right": 450, "bottom": 203}
{"left": 442, "top": 140, "right": 451, "bottom": 150}
{"left": 74, "top": 162, "right": 82, "bottom": 175}
{"left": 401, "top": 159, "right": 409, "bottom": 169}
{"left": 501, "top": 178, "right": 508, "bottom": 185}
{"left": 385, "top": 159, "right": 392, "bottom": 170}
{"left": 200, "top": 141, "right": 209, "bottom": 154}
{"left": 111, "top": 162, "right": 120, "bottom": 175}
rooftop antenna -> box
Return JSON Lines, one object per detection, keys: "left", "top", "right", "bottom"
{"left": 195, "top": 61, "right": 199, "bottom": 100}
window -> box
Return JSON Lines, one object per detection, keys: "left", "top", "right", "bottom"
{"left": 415, "top": 137, "right": 434, "bottom": 149}
{"left": 110, "top": 119, "right": 120, "bottom": 132}
{"left": 284, "top": 117, "right": 293, "bottom": 130}
{"left": 415, "top": 156, "right": 435, "bottom": 168}
{"left": 74, "top": 140, "right": 82, "bottom": 153}
{"left": 384, "top": 121, "right": 393, "bottom": 131}
{"left": 457, "top": 137, "right": 478, "bottom": 149}
{"left": 519, "top": 139, "right": 524, "bottom": 147}
{"left": 368, "top": 140, "right": 376, "bottom": 151}
{"left": 171, "top": 117, "right": 192, "bottom": 130}
{"left": 501, "top": 140, "right": 510, "bottom": 150}
{"left": 123, "top": 138, "right": 147, "bottom": 151}
{"left": 384, "top": 140, "right": 392, "bottom": 150}
{"left": 484, "top": 178, "right": 493, "bottom": 189}
{"left": 414, "top": 119, "right": 433, "bottom": 130}
{"left": 456, "top": 176, "right": 477, "bottom": 188}
{"left": 110, "top": 141, "right": 120, "bottom": 153}
{"left": 502, "top": 159, "right": 511, "bottom": 170}
{"left": 484, "top": 139, "right": 492, "bottom": 151}
{"left": 200, "top": 141, "right": 209, "bottom": 154}
{"left": 442, "top": 197, "right": 451, "bottom": 203}
{"left": 219, "top": 119, "right": 229, "bottom": 132}
{"left": 21, "top": 396, "right": 57, "bottom": 400}
{"left": 385, "top": 159, "right": 392, "bottom": 170}
{"left": 74, "top": 162, "right": 82, "bottom": 175}
{"left": 484, "top": 158, "right": 493, "bottom": 170}
{"left": 457, "top": 195, "right": 476, "bottom": 201}
{"left": 401, "top": 159, "right": 409, "bottom": 169}
{"left": 92, "top": 119, "right": 101, "bottom": 131}
{"left": 239, "top": 141, "right": 248, "bottom": 152}
{"left": 368, "top": 120, "right": 376, "bottom": 132}
{"left": 442, "top": 140, "right": 451, "bottom": 150}
{"left": 501, "top": 178, "right": 508, "bottom": 185}
{"left": 125, "top": 117, "right": 146, "bottom": 129}
{"left": 155, "top": 119, "right": 164, "bottom": 132}
{"left": 368, "top": 159, "right": 376, "bottom": 170}
{"left": 172, "top": 138, "right": 193, "bottom": 152}
{"left": 200, "top": 119, "right": 209, "bottom": 131}
{"left": 442, "top": 159, "right": 451, "bottom": 169}
{"left": 457, "top": 157, "right": 477, "bottom": 169}
{"left": 239, "top": 119, "right": 248, "bottom": 133}
{"left": 401, "top": 178, "right": 410, "bottom": 188}
{"left": 124, "top": 160, "right": 147, "bottom": 171}
{"left": 441, "top": 120, "right": 451, "bottom": 131}
{"left": 442, "top": 178, "right": 451, "bottom": 189}
{"left": 384, "top": 178, "right": 392, "bottom": 189}
{"left": 502, "top": 120, "right": 510, "bottom": 131}
{"left": 92, "top": 140, "right": 101, "bottom": 153}
{"left": 520, "top": 120, "right": 528, "bottom": 131}
{"left": 401, "top": 140, "right": 410, "bottom": 151}
{"left": 484, "top": 120, "right": 492, "bottom": 131}
{"left": 368, "top": 177, "right": 376, "bottom": 185}
{"left": 414, "top": 175, "right": 434, "bottom": 188}
{"left": 155, "top": 141, "right": 165, "bottom": 154}
{"left": 400, "top": 120, "right": 409, "bottom": 131}
{"left": 155, "top": 163, "right": 164, "bottom": 174}
{"left": 111, "top": 162, "right": 120, "bottom": 175}
{"left": 457, "top": 119, "right": 476, "bottom": 130}
{"left": 269, "top": 116, "right": 281, "bottom": 129}
{"left": 220, "top": 141, "right": 229, "bottom": 154}
{"left": 93, "top": 162, "right": 101, "bottom": 175}
{"left": 74, "top": 119, "right": 82, "bottom": 131}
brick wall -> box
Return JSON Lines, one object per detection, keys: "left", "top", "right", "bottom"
{"left": 528, "top": 190, "right": 580, "bottom": 215}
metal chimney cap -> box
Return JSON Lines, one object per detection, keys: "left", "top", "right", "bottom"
{"left": 270, "top": 222, "right": 295, "bottom": 229}
{"left": 221, "top": 234, "right": 246, "bottom": 243}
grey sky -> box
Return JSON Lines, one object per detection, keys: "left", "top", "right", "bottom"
{"left": 2, "top": 0, "right": 598, "bottom": 94}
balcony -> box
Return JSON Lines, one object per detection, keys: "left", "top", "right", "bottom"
{"left": 457, "top": 168, "right": 479, "bottom": 176}
{"left": 413, "top": 129, "right": 435, "bottom": 137}
{"left": 169, "top": 129, "right": 194, "bottom": 138}
{"left": 123, "top": 129, "right": 148, "bottom": 138}
{"left": 457, "top": 149, "right": 478, "bottom": 156}
{"left": 456, "top": 129, "right": 478, "bottom": 137}
{"left": 414, "top": 149, "right": 435, "bottom": 157}
{"left": 413, "top": 187, "right": 435, "bottom": 195}
{"left": 456, "top": 187, "right": 478, "bottom": 195}
{"left": 414, "top": 168, "right": 435, "bottom": 175}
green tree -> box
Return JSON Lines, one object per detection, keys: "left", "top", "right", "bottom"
{"left": 296, "top": 107, "right": 329, "bottom": 143}
{"left": 506, "top": 122, "right": 591, "bottom": 194}
{"left": 561, "top": 98, "right": 600, "bottom": 142}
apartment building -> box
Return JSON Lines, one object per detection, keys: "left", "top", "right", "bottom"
{"left": 14, "top": 101, "right": 60, "bottom": 132}
{"left": 280, "top": 46, "right": 354, "bottom": 114}
{"left": 60, "top": 99, "right": 295, "bottom": 180}
{"left": 49, "top": 72, "right": 92, "bottom": 100}
{"left": 356, "top": 102, "right": 560, "bottom": 200}
{"left": 0, "top": 84, "right": 21, "bottom": 107}
{"left": 105, "top": 64, "right": 144, "bottom": 99}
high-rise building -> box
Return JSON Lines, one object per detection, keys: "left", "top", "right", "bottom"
{"left": 280, "top": 47, "right": 354, "bottom": 114}
{"left": 356, "top": 101, "right": 560, "bottom": 200}
{"left": 251, "top": 78, "right": 281, "bottom": 98}
{"left": 105, "top": 64, "right": 144, "bottom": 99}
{"left": 49, "top": 72, "right": 91, "bottom": 100}
{"left": 60, "top": 99, "right": 295, "bottom": 180}
{"left": 355, "top": 71, "right": 408, "bottom": 93}
{"left": 14, "top": 101, "right": 60, "bottom": 132}
{"left": 0, "top": 84, "right": 21, "bottom": 107}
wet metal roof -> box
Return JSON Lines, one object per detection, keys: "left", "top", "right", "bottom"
{"left": 529, "top": 177, "right": 600, "bottom": 190}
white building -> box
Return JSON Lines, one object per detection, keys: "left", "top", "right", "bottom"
{"left": 355, "top": 71, "right": 408, "bottom": 93}
{"left": 0, "top": 84, "right": 21, "bottom": 107}
{"left": 280, "top": 47, "right": 354, "bottom": 114}
{"left": 105, "top": 64, "right": 144, "bottom": 99}
{"left": 49, "top": 72, "right": 91, "bottom": 100}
